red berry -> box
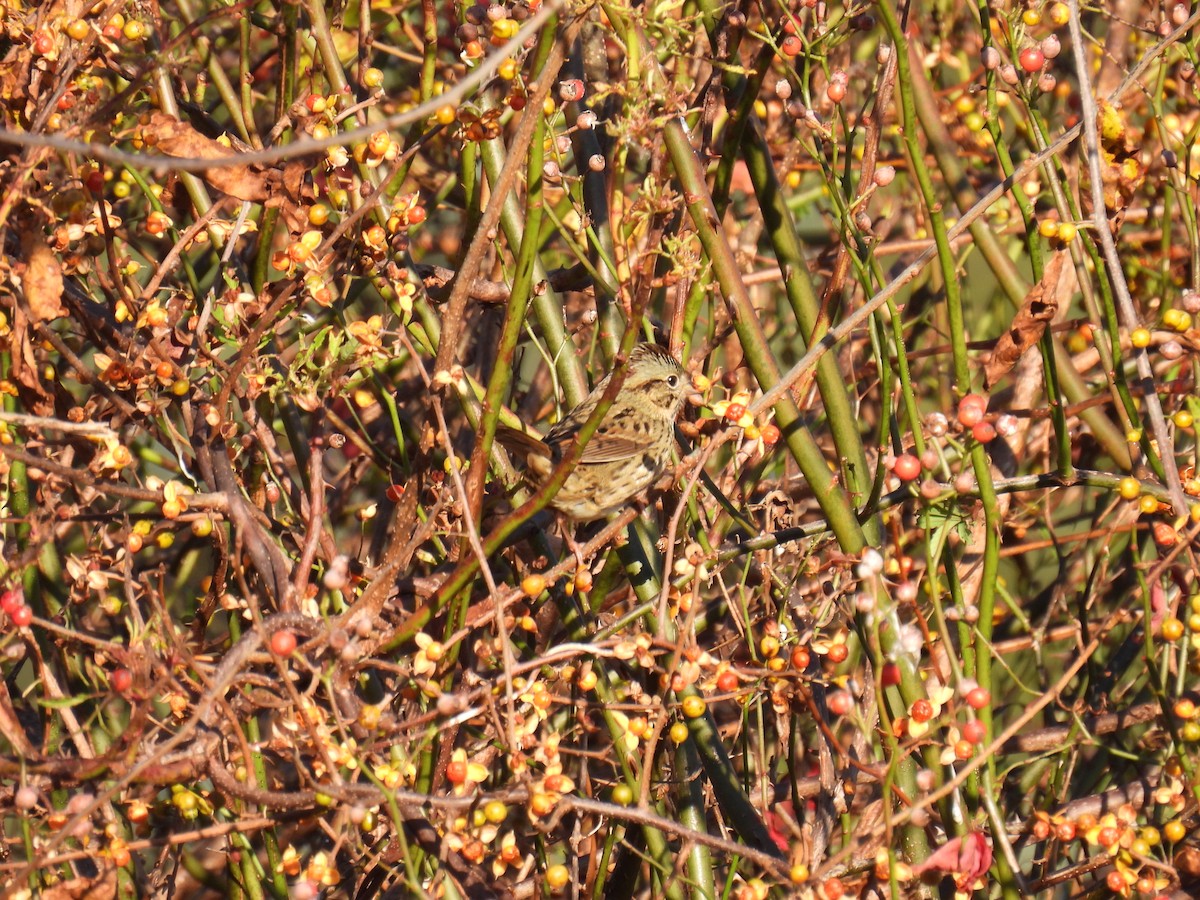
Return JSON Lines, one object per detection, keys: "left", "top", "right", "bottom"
{"left": 880, "top": 662, "right": 901, "bottom": 687}
{"left": 557, "top": 79, "right": 585, "bottom": 102}
{"left": 270, "top": 630, "right": 297, "bottom": 656}
{"left": 958, "top": 393, "right": 988, "bottom": 427}
{"left": 827, "top": 690, "right": 853, "bottom": 716}
{"left": 1019, "top": 47, "right": 1045, "bottom": 73}
{"left": 962, "top": 719, "right": 987, "bottom": 743}
{"left": 759, "top": 423, "right": 781, "bottom": 446}
{"left": 781, "top": 35, "right": 802, "bottom": 57}
{"left": 724, "top": 402, "right": 746, "bottom": 423}
{"left": 972, "top": 421, "right": 997, "bottom": 443}
{"left": 111, "top": 668, "right": 133, "bottom": 693}
{"left": 446, "top": 759, "right": 468, "bottom": 784}
{"left": 31, "top": 31, "right": 54, "bottom": 56}
{"left": 406, "top": 205, "right": 427, "bottom": 225}
{"left": 826, "top": 643, "right": 848, "bottom": 664}
{"left": 790, "top": 646, "right": 811, "bottom": 669}
{"left": 910, "top": 698, "right": 934, "bottom": 722}
{"left": 716, "top": 670, "right": 739, "bottom": 693}
{"left": 966, "top": 686, "right": 991, "bottom": 709}
{"left": 0, "top": 590, "right": 22, "bottom": 616}
{"left": 893, "top": 453, "right": 922, "bottom": 481}
{"left": 10, "top": 605, "right": 32, "bottom": 627}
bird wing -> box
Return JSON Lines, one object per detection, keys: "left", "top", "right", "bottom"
{"left": 545, "top": 419, "right": 645, "bottom": 464}
{"left": 495, "top": 425, "right": 553, "bottom": 459}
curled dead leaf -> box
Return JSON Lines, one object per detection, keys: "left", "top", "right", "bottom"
{"left": 21, "top": 232, "right": 65, "bottom": 322}
{"left": 984, "top": 251, "right": 1072, "bottom": 389}
{"left": 38, "top": 869, "right": 118, "bottom": 900}
{"left": 140, "top": 112, "right": 309, "bottom": 209}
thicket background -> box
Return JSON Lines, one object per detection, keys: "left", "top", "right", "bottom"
{"left": 0, "top": 0, "right": 1198, "bottom": 896}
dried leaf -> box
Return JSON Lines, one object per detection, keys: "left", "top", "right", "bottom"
{"left": 21, "top": 231, "right": 65, "bottom": 322}
{"left": 1079, "top": 107, "right": 1144, "bottom": 225}
{"left": 984, "top": 251, "right": 1070, "bottom": 388}
{"left": 912, "top": 832, "right": 993, "bottom": 890}
{"left": 0, "top": 677, "right": 34, "bottom": 757}
{"left": 40, "top": 870, "right": 118, "bottom": 900}
{"left": 8, "top": 300, "right": 53, "bottom": 409}
{"left": 141, "top": 113, "right": 307, "bottom": 208}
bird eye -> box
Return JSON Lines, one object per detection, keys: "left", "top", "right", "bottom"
{"left": 666, "top": 375, "right": 679, "bottom": 387}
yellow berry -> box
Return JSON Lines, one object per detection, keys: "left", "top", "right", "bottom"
{"left": 484, "top": 800, "right": 507, "bottom": 823}
{"left": 1049, "top": 2, "right": 1069, "bottom": 25}
{"left": 1118, "top": 476, "right": 1141, "bottom": 499}
{"left": 610, "top": 784, "right": 634, "bottom": 805}
{"left": 681, "top": 695, "right": 706, "bottom": 718}
{"left": 545, "top": 864, "right": 570, "bottom": 890}
{"left": 435, "top": 104, "right": 456, "bottom": 125}
{"left": 521, "top": 574, "right": 547, "bottom": 597}
{"left": 1038, "top": 219, "right": 1059, "bottom": 238}
{"left": 1163, "top": 820, "right": 1186, "bottom": 843}
{"left": 1056, "top": 222, "right": 1077, "bottom": 242}
{"left": 308, "top": 203, "right": 330, "bottom": 226}
{"left": 1163, "top": 309, "right": 1185, "bottom": 330}
{"left": 1138, "top": 494, "right": 1159, "bottom": 514}
{"left": 491, "top": 18, "right": 518, "bottom": 39}
{"left": 1022, "top": 9, "right": 1042, "bottom": 26}
{"left": 1174, "top": 410, "right": 1193, "bottom": 428}
{"left": 1130, "top": 328, "right": 1152, "bottom": 348}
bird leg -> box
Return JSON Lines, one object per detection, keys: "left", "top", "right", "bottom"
{"left": 566, "top": 529, "right": 586, "bottom": 571}
{"left": 557, "top": 516, "right": 587, "bottom": 572}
